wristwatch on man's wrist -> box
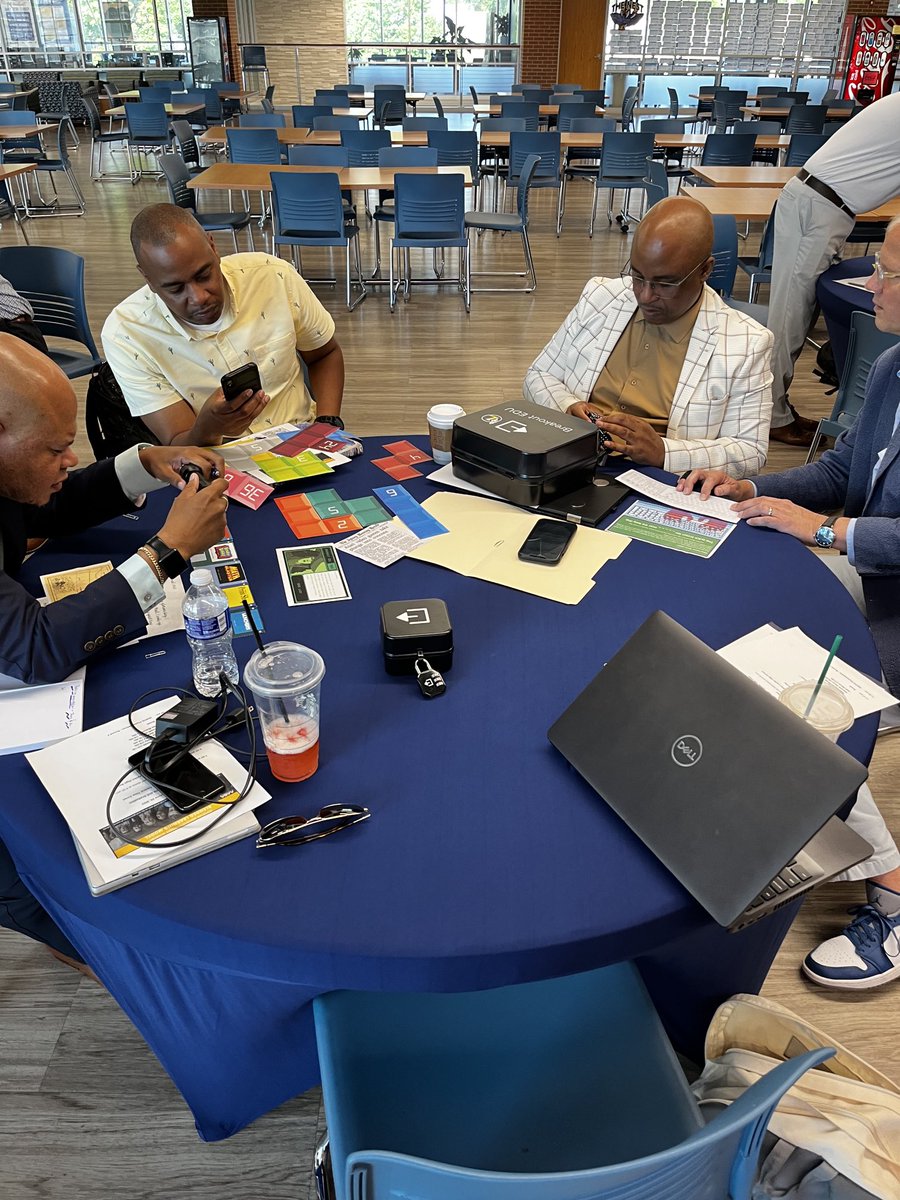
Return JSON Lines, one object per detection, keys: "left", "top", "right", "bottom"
{"left": 316, "top": 414, "right": 345, "bottom": 430}
{"left": 143, "top": 535, "right": 188, "bottom": 580}
{"left": 814, "top": 514, "right": 839, "bottom": 549}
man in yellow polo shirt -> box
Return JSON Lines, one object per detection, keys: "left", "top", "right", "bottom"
{"left": 102, "top": 204, "right": 346, "bottom": 446}
{"left": 524, "top": 196, "right": 773, "bottom": 478}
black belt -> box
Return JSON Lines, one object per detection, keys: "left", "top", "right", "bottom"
{"left": 797, "top": 169, "right": 856, "bottom": 220}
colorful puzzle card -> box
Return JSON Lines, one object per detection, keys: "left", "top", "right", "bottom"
{"left": 275, "top": 489, "right": 392, "bottom": 540}
{"left": 222, "top": 468, "right": 275, "bottom": 510}
{"left": 371, "top": 439, "right": 434, "bottom": 481}
{"left": 276, "top": 423, "right": 363, "bottom": 458}
{"left": 373, "top": 484, "right": 448, "bottom": 539}
{"left": 251, "top": 450, "right": 334, "bottom": 483}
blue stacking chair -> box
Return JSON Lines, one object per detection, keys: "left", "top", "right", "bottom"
{"left": 313, "top": 115, "right": 362, "bottom": 130}
{"left": 389, "top": 172, "right": 470, "bottom": 312}
{"left": 500, "top": 100, "right": 539, "bottom": 131}
{"left": 640, "top": 117, "right": 687, "bottom": 175}
{"left": 29, "top": 124, "right": 85, "bottom": 216}
{"left": 123, "top": 102, "right": 171, "bottom": 181}
{"left": 508, "top": 130, "right": 562, "bottom": 234}
{"left": 588, "top": 131, "right": 654, "bottom": 236}
{"left": 0, "top": 245, "right": 100, "bottom": 378}
{"left": 578, "top": 89, "right": 607, "bottom": 108}
{"left": 269, "top": 171, "right": 366, "bottom": 310}
{"left": 287, "top": 143, "right": 355, "bottom": 221}
{"left": 292, "top": 104, "right": 333, "bottom": 127}
{"left": 784, "top": 104, "right": 828, "bottom": 135}
{"left": 210, "top": 80, "right": 241, "bottom": 120}
{"left": 785, "top": 132, "right": 828, "bottom": 167}
{"left": 730, "top": 120, "right": 782, "bottom": 165}
{"left": 341, "top": 127, "right": 391, "bottom": 165}
{"left": 465, "top": 153, "right": 540, "bottom": 293}
{"left": 511, "top": 82, "right": 539, "bottom": 94}
{"left": 477, "top": 116, "right": 526, "bottom": 203}
{"left": 807, "top": 310, "right": 900, "bottom": 462}
{"left": 0, "top": 111, "right": 44, "bottom": 165}
{"left": 372, "top": 146, "right": 440, "bottom": 277}
{"left": 160, "top": 153, "right": 253, "bottom": 253}
{"left": 775, "top": 90, "right": 809, "bottom": 105}
{"left": 0, "top": 148, "right": 29, "bottom": 241}
{"left": 170, "top": 118, "right": 204, "bottom": 174}
{"left": 316, "top": 90, "right": 354, "bottom": 108}
{"left": 179, "top": 89, "right": 210, "bottom": 129}
{"left": 226, "top": 126, "right": 281, "bottom": 164}
{"left": 148, "top": 83, "right": 173, "bottom": 102}
{"left": 736, "top": 209, "right": 775, "bottom": 301}
{"left": 696, "top": 133, "right": 757, "bottom": 167}
{"left": 560, "top": 116, "right": 616, "bottom": 204}
{"left": 643, "top": 156, "right": 670, "bottom": 209}
{"left": 332, "top": 84, "right": 365, "bottom": 99}
{"left": 427, "top": 128, "right": 479, "bottom": 200}
{"left": 402, "top": 116, "right": 448, "bottom": 131}
{"left": 238, "top": 112, "right": 286, "bottom": 128}
{"left": 707, "top": 213, "right": 739, "bottom": 297}
{"left": 557, "top": 102, "right": 593, "bottom": 132}
{"left": 374, "top": 84, "right": 407, "bottom": 127}
{"left": 554, "top": 82, "right": 582, "bottom": 93}
{"left": 313, "top": 964, "right": 833, "bottom": 1200}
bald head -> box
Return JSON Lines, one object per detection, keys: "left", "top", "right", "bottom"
{"left": 130, "top": 203, "right": 206, "bottom": 263}
{"left": 0, "top": 334, "right": 73, "bottom": 434}
{"left": 0, "top": 335, "right": 79, "bottom": 506}
{"left": 628, "top": 196, "right": 715, "bottom": 326}
{"left": 632, "top": 196, "right": 713, "bottom": 263}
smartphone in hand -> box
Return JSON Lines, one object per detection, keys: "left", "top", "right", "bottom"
{"left": 517, "top": 518, "right": 576, "bottom": 566}
{"left": 221, "top": 362, "right": 262, "bottom": 404}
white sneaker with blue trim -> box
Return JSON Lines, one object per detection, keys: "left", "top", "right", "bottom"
{"left": 803, "top": 905, "right": 900, "bottom": 990}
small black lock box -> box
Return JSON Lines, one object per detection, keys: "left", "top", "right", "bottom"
{"left": 450, "top": 400, "right": 601, "bottom": 508}
{"left": 380, "top": 599, "right": 453, "bottom": 676}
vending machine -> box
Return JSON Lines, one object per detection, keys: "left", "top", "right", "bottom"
{"left": 836, "top": 15, "right": 899, "bottom": 103}
{"left": 188, "top": 16, "right": 230, "bottom": 85}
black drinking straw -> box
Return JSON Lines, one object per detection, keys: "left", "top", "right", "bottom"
{"left": 243, "top": 599, "right": 289, "bottom": 721}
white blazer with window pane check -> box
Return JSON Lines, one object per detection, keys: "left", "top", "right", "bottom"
{"left": 523, "top": 277, "right": 774, "bottom": 478}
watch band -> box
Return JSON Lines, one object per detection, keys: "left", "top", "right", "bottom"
{"left": 145, "top": 535, "right": 188, "bottom": 580}
{"left": 316, "top": 414, "right": 345, "bottom": 430}
{"left": 821, "top": 515, "right": 838, "bottom": 530}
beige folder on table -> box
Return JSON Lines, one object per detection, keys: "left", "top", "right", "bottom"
{"left": 406, "top": 492, "right": 631, "bottom": 605}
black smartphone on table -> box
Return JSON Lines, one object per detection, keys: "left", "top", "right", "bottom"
{"left": 128, "top": 747, "right": 231, "bottom": 813}
{"left": 221, "top": 362, "right": 262, "bottom": 403}
{"left": 517, "top": 518, "right": 577, "bottom": 566}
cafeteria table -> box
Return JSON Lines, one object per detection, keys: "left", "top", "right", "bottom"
{"left": 187, "top": 162, "right": 473, "bottom": 194}
{"left": 740, "top": 105, "right": 853, "bottom": 121}
{"left": 816, "top": 255, "right": 876, "bottom": 377}
{"left": 687, "top": 166, "right": 798, "bottom": 188}
{"left": 0, "top": 443, "right": 880, "bottom": 1141}
{"left": 682, "top": 185, "right": 900, "bottom": 223}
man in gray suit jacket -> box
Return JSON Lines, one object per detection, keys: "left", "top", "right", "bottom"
{"left": 678, "top": 218, "right": 900, "bottom": 992}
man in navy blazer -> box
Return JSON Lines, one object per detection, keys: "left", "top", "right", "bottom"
{"left": 0, "top": 335, "right": 229, "bottom": 978}
{"left": 678, "top": 218, "right": 900, "bottom": 992}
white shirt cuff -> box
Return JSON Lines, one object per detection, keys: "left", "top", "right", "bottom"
{"left": 114, "top": 445, "right": 168, "bottom": 503}
{"left": 845, "top": 518, "right": 857, "bottom": 566}
{"left": 117, "top": 554, "right": 166, "bottom": 612}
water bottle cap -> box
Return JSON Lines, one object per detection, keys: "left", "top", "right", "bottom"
{"left": 190, "top": 568, "right": 213, "bottom": 587}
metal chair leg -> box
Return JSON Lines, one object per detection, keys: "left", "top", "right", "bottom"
{"left": 313, "top": 1132, "right": 336, "bottom": 1200}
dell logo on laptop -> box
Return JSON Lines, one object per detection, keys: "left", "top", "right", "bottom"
{"left": 671, "top": 735, "right": 703, "bottom": 767}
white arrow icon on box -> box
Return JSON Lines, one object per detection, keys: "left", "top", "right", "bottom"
{"left": 497, "top": 421, "right": 528, "bottom": 434}
{"left": 397, "top": 608, "right": 430, "bottom": 624}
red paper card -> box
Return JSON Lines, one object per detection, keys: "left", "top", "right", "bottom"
{"left": 222, "top": 469, "right": 274, "bottom": 510}
{"left": 382, "top": 462, "right": 422, "bottom": 481}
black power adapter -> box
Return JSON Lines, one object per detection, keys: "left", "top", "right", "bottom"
{"left": 155, "top": 696, "right": 220, "bottom": 745}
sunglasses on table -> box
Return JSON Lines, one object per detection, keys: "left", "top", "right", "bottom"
{"left": 257, "top": 803, "right": 371, "bottom": 849}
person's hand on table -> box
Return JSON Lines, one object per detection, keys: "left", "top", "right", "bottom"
{"left": 138, "top": 445, "right": 225, "bottom": 488}
{"left": 676, "top": 469, "right": 753, "bottom": 501}
{"left": 156, "top": 474, "right": 230, "bottom": 559}
{"left": 595, "top": 413, "right": 665, "bottom": 467}
{"left": 731, "top": 495, "right": 827, "bottom": 544}
{"left": 190, "top": 386, "right": 270, "bottom": 445}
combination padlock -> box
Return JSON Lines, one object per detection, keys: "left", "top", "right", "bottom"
{"left": 414, "top": 656, "right": 446, "bottom": 700}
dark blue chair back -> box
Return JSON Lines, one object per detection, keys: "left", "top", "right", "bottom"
{"left": 378, "top": 146, "right": 439, "bottom": 167}
{"left": 708, "top": 214, "right": 738, "bottom": 296}
{"left": 426, "top": 129, "right": 478, "bottom": 174}
{"left": 785, "top": 133, "right": 829, "bottom": 166}
{"left": 239, "top": 112, "right": 286, "bottom": 127}
{"left": 292, "top": 104, "right": 333, "bottom": 126}
{"left": 287, "top": 144, "right": 349, "bottom": 166}
{"left": 0, "top": 245, "right": 100, "bottom": 373}
{"left": 784, "top": 104, "right": 828, "bottom": 134}
{"left": 402, "top": 117, "right": 448, "bottom": 131}
{"left": 598, "top": 131, "right": 655, "bottom": 180}
{"left": 270, "top": 171, "right": 349, "bottom": 243}
{"left": 374, "top": 85, "right": 406, "bottom": 126}
{"left": 226, "top": 127, "right": 281, "bottom": 164}
{"left": 393, "top": 172, "right": 465, "bottom": 243}
{"left": 699, "top": 133, "right": 757, "bottom": 166}
{"left": 124, "top": 102, "right": 170, "bottom": 142}
{"left": 341, "top": 128, "right": 391, "bottom": 166}
{"left": 509, "top": 130, "right": 561, "bottom": 181}
{"left": 316, "top": 91, "right": 353, "bottom": 108}
{"left": 480, "top": 117, "right": 526, "bottom": 133}
{"left": 500, "top": 100, "right": 539, "bottom": 131}
{"left": 313, "top": 115, "right": 362, "bottom": 130}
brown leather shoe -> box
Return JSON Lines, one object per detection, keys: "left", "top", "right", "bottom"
{"left": 47, "top": 947, "right": 101, "bottom": 983}
{"left": 770, "top": 418, "right": 815, "bottom": 447}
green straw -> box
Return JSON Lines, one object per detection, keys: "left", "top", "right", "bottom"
{"left": 803, "top": 634, "right": 843, "bottom": 719}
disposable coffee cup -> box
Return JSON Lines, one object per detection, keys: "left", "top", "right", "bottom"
{"left": 427, "top": 403, "right": 465, "bottom": 465}
{"left": 778, "top": 680, "right": 854, "bottom": 743}
{"left": 243, "top": 642, "right": 325, "bottom": 782}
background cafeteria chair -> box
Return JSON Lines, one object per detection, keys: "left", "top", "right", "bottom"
{"left": 0, "top": 152, "right": 29, "bottom": 243}
{"left": 313, "top": 115, "right": 362, "bottom": 131}
{"left": 784, "top": 133, "right": 828, "bottom": 167}
{"left": 426, "top": 129, "right": 478, "bottom": 184}
{"left": 226, "top": 126, "right": 281, "bottom": 164}
{"left": 145, "top": 83, "right": 173, "bottom": 102}
{"left": 0, "top": 246, "right": 100, "bottom": 378}
{"left": 561, "top": 116, "right": 615, "bottom": 189}
{"left": 807, "top": 310, "right": 900, "bottom": 462}
{"left": 433, "top": 95, "right": 445, "bottom": 118}
{"left": 586, "top": 131, "right": 654, "bottom": 236}
{"left": 402, "top": 116, "right": 448, "bottom": 131}
{"left": 783, "top": 104, "right": 828, "bottom": 135}
{"left": 29, "top": 123, "right": 85, "bottom": 216}
{"left": 196, "top": 85, "right": 223, "bottom": 125}
{"left": 642, "top": 156, "right": 670, "bottom": 209}
{"left": 371, "top": 145, "right": 439, "bottom": 276}
{"left": 341, "top": 127, "right": 391, "bottom": 165}
{"left": 313, "top": 963, "right": 833, "bottom": 1200}
{"left": 286, "top": 143, "right": 356, "bottom": 225}
{"left": 160, "top": 153, "right": 253, "bottom": 253}
{"left": 36, "top": 81, "right": 81, "bottom": 149}
{"left": 0, "top": 83, "right": 17, "bottom": 94}
{"left": 389, "top": 172, "right": 470, "bottom": 312}
{"left": 477, "top": 116, "right": 526, "bottom": 203}
{"left": 315, "top": 90, "right": 353, "bottom": 109}
{"left": 666, "top": 86, "right": 680, "bottom": 118}
{"left": 0, "top": 111, "right": 45, "bottom": 165}
{"left": 465, "top": 152, "right": 540, "bottom": 293}
{"left": 269, "top": 170, "right": 366, "bottom": 311}
{"left": 619, "top": 89, "right": 639, "bottom": 132}
{"left": 556, "top": 102, "right": 593, "bottom": 132}
{"left": 507, "top": 130, "right": 562, "bottom": 234}
{"left": 469, "top": 84, "right": 480, "bottom": 124}
{"left": 82, "top": 94, "right": 130, "bottom": 181}
{"left": 578, "top": 89, "right": 606, "bottom": 109}
{"left": 210, "top": 81, "right": 241, "bottom": 120}
{"left": 774, "top": 90, "right": 809, "bottom": 105}
{"left": 708, "top": 215, "right": 769, "bottom": 326}
{"left": 639, "top": 117, "right": 686, "bottom": 175}
{"left": 552, "top": 93, "right": 587, "bottom": 112}
{"left": 692, "top": 85, "right": 716, "bottom": 129}
{"left": 554, "top": 83, "right": 582, "bottom": 93}
{"left": 731, "top": 119, "right": 782, "bottom": 165}
{"left": 261, "top": 97, "right": 276, "bottom": 115}
{"left": 500, "top": 100, "right": 539, "bottom": 132}
{"left": 331, "top": 84, "right": 364, "bottom": 99}
{"left": 712, "top": 92, "right": 748, "bottom": 133}
{"left": 694, "top": 132, "right": 757, "bottom": 169}
{"left": 511, "top": 82, "right": 537, "bottom": 93}
{"left": 374, "top": 85, "right": 407, "bottom": 128}
{"left": 179, "top": 90, "right": 210, "bottom": 130}
{"left": 828, "top": 99, "right": 855, "bottom": 111}
{"left": 736, "top": 209, "right": 775, "bottom": 301}
{"left": 123, "top": 102, "right": 172, "bottom": 182}
{"left": 170, "top": 119, "right": 205, "bottom": 175}
{"left": 292, "top": 104, "right": 333, "bottom": 128}
{"left": 822, "top": 119, "right": 844, "bottom": 138}
{"left": 263, "top": 83, "right": 277, "bottom": 105}
{"left": 756, "top": 86, "right": 787, "bottom": 97}
{"left": 238, "top": 112, "right": 286, "bottom": 128}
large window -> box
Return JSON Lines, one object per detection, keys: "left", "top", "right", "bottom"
{"left": 345, "top": 0, "right": 518, "bottom": 53}
{"left": 0, "top": 0, "right": 191, "bottom": 65}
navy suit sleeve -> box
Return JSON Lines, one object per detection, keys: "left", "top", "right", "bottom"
{"left": 753, "top": 423, "right": 855, "bottom": 511}
{"left": 24, "top": 458, "right": 139, "bottom": 540}
{"left": 0, "top": 569, "right": 148, "bottom": 685}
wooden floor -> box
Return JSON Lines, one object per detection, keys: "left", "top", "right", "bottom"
{"left": 1, "top": 126, "right": 898, "bottom": 1200}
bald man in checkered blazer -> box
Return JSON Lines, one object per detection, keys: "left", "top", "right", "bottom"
{"left": 523, "top": 198, "right": 774, "bottom": 479}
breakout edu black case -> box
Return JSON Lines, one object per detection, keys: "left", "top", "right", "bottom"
{"left": 380, "top": 599, "right": 453, "bottom": 676}
{"left": 451, "top": 401, "right": 601, "bottom": 508}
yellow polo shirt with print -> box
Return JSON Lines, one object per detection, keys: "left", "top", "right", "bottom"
{"left": 101, "top": 254, "right": 335, "bottom": 433}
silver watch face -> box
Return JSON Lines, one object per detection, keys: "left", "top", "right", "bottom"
{"left": 815, "top": 525, "right": 836, "bottom": 548}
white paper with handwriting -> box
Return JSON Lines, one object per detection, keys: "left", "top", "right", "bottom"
{"left": 0, "top": 667, "right": 86, "bottom": 755}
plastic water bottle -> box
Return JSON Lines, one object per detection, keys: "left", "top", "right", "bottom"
{"left": 182, "top": 568, "right": 239, "bottom": 698}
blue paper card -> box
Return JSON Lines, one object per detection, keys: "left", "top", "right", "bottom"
{"left": 373, "top": 485, "right": 448, "bottom": 539}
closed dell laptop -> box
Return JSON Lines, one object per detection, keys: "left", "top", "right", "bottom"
{"left": 548, "top": 611, "right": 872, "bottom": 929}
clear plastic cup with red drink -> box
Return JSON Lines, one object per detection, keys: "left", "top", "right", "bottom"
{"left": 243, "top": 642, "right": 325, "bottom": 782}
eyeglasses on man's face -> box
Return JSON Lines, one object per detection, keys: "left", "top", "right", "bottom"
{"left": 871, "top": 253, "right": 900, "bottom": 284}
{"left": 256, "top": 803, "right": 371, "bottom": 848}
{"left": 622, "top": 258, "right": 708, "bottom": 297}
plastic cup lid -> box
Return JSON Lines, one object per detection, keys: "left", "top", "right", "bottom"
{"left": 243, "top": 641, "right": 325, "bottom": 696}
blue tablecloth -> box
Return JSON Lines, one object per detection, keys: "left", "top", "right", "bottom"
{"left": 816, "top": 256, "right": 875, "bottom": 379}
{"left": 0, "top": 442, "right": 880, "bottom": 1141}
